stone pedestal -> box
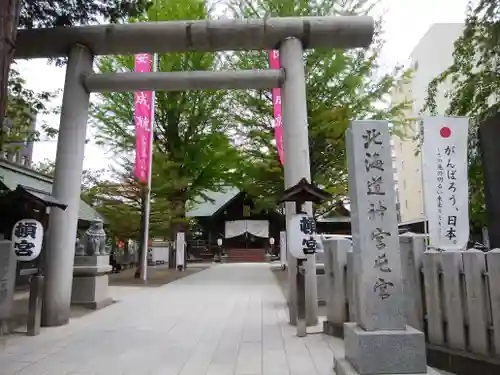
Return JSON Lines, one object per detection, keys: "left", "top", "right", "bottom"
{"left": 0, "top": 240, "right": 16, "bottom": 335}
{"left": 323, "top": 238, "right": 350, "bottom": 338}
{"left": 335, "top": 121, "right": 429, "bottom": 375}
{"left": 335, "top": 323, "right": 427, "bottom": 375}
{"left": 72, "top": 255, "right": 112, "bottom": 309}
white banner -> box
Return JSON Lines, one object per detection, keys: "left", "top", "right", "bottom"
{"left": 225, "top": 221, "right": 246, "bottom": 238}
{"left": 246, "top": 220, "right": 269, "bottom": 238}
{"left": 224, "top": 220, "right": 269, "bottom": 238}
{"left": 421, "top": 116, "right": 469, "bottom": 250}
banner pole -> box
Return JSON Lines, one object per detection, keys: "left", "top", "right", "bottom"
{"left": 419, "top": 118, "right": 430, "bottom": 251}
{"left": 140, "top": 53, "right": 158, "bottom": 281}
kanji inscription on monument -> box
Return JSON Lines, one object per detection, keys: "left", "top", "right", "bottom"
{"left": 346, "top": 120, "right": 406, "bottom": 331}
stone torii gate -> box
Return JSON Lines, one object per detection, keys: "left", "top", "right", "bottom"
{"left": 15, "top": 16, "right": 374, "bottom": 327}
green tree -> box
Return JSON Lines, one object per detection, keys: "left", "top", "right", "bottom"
{"left": 1, "top": 0, "right": 152, "bottom": 138}
{"left": 221, "top": 0, "right": 411, "bottom": 216}
{"left": 91, "top": 0, "right": 241, "bottom": 239}
{"left": 31, "top": 158, "right": 56, "bottom": 176}
{"left": 424, "top": 0, "right": 498, "bottom": 233}
{"left": 32, "top": 158, "right": 158, "bottom": 254}
{"left": 2, "top": 65, "right": 58, "bottom": 153}
{"left": 31, "top": 158, "right": 106, "bottom": 200}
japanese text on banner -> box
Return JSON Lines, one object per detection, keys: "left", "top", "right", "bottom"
{"left": 269, "top": 50, "right": 284, "bottom": 165}
{"left": 422, "top": 116, "right": 469, "bottom": 250}
{"left": 134, "top": 53, "right": 152, "bottom": 183}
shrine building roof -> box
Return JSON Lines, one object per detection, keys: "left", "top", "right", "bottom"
{"left": 0, "top": 159, "right": 103, "bottom": 223}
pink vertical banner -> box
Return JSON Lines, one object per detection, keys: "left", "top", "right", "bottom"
{"left": 269, "top": 50, "right": 284, "bottom": 165}
{"left": 133, "top": 54, "right": 152, "bottom": 183}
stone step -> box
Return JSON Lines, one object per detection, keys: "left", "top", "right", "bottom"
{"left": 226, "top": 248, "right": 266, "bottom": 262}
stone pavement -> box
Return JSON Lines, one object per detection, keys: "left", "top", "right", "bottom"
{"left": 0, "top": 263, "right": 451, "bottom": 375}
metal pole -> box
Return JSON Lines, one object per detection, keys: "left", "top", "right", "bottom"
{"left": 418, "top": 118, "right": 430, "bottom": 250}
{"left": 42, "top": 44, "right": 93, "bottom": 327}
{"left": 280, "top": 37, "right": 318, "bottom": 326}
{"left": 140, "top": 53, "right": 158, "bottom": 282}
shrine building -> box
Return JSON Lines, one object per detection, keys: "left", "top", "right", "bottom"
{"left": 185, "top": 187, "right": 351, "bottom": 262}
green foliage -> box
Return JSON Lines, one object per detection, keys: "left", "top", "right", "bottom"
{"left": 31, "top": 158, "right": 107, "bottom": 200}
{"left": 91, "top": 0, "right": 242, "bottom": 235}
{"left": 423, "top": 0, "right": 500, "bottom": 232}
{"left": 30, "top": 158, "right": 158, "bottom": 242}
{"left": 221, "top": 0, "right": 412, "bottom": 215}
{"left": 31, "top": 158, "right": 55, "bottom": 176}
{"left": 1, "top": 0, "right": 152, "bottom": 137}
{"left": 2, "top": 65, "right": 58, "bottom": 152}
{"left": 19, "top": 0, "right": 152, "bottom": 28}
{"left": 83, "top": 164, "right": 145, "bottom": 241}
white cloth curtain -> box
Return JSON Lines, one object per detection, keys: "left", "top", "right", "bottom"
{"left": 245, "top": 220, "right": 269, "bottom": 238}
{"left": 225, "top": 221, "right": 247, "bottom": 238}
{"left": 224, "top": 220, "right": 269, "bottom": 238}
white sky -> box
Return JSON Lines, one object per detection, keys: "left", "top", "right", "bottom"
{"left": 16, "top": 0, "right": 471, "bottom": 171}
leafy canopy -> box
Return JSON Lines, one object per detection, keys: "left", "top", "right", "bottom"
{"left": 1, "top": 0, "right": 152, "bottom": 150}
{"left": 19, "top": 0, "right": 152, "bottom": 28}
{"left": 220, "top": 0, "right": 412, "bottom": 216}
{"left": 91, "top": 0, "right": 242, "bottom": 232}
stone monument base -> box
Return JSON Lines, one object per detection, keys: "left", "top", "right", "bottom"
{"left": 72, "top": 256, "right": 113, "bottom": 309}
{"left": 334, "top": 323, "right": 428, "bottom": 375}
{"left": 335, "top": 358, "right": 442, "bottom": 375}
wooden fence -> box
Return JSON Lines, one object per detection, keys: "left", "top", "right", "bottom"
{"left": 323, "top": 234, "right": 500, "bottom": 358}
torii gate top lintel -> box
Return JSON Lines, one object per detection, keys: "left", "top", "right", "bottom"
{"left": 15, "top": 16, "right": 374, "bottom": 59}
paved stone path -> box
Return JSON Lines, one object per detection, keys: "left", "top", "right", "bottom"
{"left": 1, "top": 263, "right": 348, "bottom": 375}
{"left": 1, "top": 263, "right": 453, "bottom": 375}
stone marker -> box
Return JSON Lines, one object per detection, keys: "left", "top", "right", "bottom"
{"left": 0, "top": 240, "right": 16, "bottom": 335}
{"left": 27, "top": 275, "right": 44, "bottom": 336}
{"left": 334, "top": 120, "right": 429, "bottom": 375}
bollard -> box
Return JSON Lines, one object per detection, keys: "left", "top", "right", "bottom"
{"left": 296, "top": 259, "right": 307, "bottom": 337}
{"left": 27, "top": 275, "right": 44, "bottom": 336}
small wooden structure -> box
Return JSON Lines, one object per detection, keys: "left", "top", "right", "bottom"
{"left": 280, "top": 178, "right": 332, "bottom": 208}
{"left": 0, "top": 159, "right": 103, "bottom": 286}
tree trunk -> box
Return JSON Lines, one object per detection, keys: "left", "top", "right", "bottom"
{"left": 0, "top": 0, "right": 22, "bottom": 147}
{"left": 124, "top": 239, "right": 130, "bottom": 264}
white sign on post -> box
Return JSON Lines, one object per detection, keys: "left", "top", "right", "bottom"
{"left": 176, "top": 232, "right": 185, "bottom": 269}
{"left": 287, "top": 214, "right": 317, "bottom": 260}
{"left": 11, "top": 219, "right": 44, "bottom": 262}
{"left": 422, "top": 116, "right": 469, "bottom": 250}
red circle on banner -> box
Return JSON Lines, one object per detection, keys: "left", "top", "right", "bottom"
{"left": 117, "top": 240, "right": 124, "bottom": 249}
{"left": 440, "top": 126, "right": 451, "bottom": 138}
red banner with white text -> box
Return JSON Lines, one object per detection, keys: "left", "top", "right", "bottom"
{"left": 133, "top": 54, "right": 152, "bottom": 183}
{"left": 269, "top": 50, "right": 284, "bottom": 165}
